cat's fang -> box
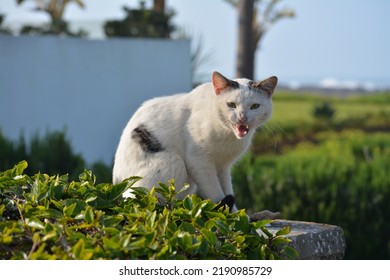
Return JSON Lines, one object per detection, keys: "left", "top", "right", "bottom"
{"left": 235, "top": 124, "right": 249, "bottom": 138}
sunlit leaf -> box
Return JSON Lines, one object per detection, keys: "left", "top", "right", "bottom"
{"left": 275, "top": 226, "right": 291, "bottom": 236}
{"left": 84, "top": 206, "right": 94, "bottom": 224}
{"left": 25, "top": 218, "right": 44, "bottom": 230}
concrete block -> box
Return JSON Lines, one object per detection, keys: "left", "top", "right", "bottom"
{"left": 267, "top": 219, "right": 346, "bottom": 259}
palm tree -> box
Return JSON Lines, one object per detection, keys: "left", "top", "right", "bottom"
{"left": 16, "top": 0, "right": 85, "bottom": 35}
{"left": 225, "top": 0, "right": 294, "bottom": 79}
{"left": 153, "top": 0, "right": 165, "bottom": 13}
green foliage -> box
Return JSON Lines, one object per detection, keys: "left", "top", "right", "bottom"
{"left": 0, "top": 130, "right": 85, "bottom": 181}
{"left": 19, "top": 20, "right": 88, "bottom": 37}
{"left": 15, "top": 0, "right": 87, "bottom": 37}
{"left": 233, "top": 130, "right": 390, "bottom": 259}
{"left": 0, "top": 161, "right": 295, "bottom": 260}
{"left": 104, "top": 2, "right": 175, "bottom": 38}
{"left": 0, "top": 11, "right": 12, "bottom": 35}
{"left": 312, "top": 101, "right": 335, "bottom": 120}
{"left": 0, "top": 130, "right": 111, "bottom": 183}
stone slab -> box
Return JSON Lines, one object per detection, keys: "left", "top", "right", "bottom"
{"left": 266, "top": 219, "right": 346, "bottom": 259}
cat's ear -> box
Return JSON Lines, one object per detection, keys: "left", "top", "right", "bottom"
{"left": 212, "top": 71, "right": 238, "bottom": 95}
{"left": 251, "top": 76, "right": 278, "bottom": 97}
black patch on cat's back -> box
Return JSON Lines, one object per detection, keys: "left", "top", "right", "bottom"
{"left": 131, "top": 124, "right": 164, "bottom": 153}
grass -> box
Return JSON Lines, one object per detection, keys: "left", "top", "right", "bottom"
{"left": 272, "top": 91, "right": 390, "bottom": 124}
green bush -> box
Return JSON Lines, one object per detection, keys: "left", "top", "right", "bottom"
{"left": 233, "top": 130, "right": 390, "bottom": 259}
{"left": 313, "top": 101, "right": 336, "bottom": 120}
{"left": 0, "top": 130, "right": 111, "bottom": 183}
{"left": 0, "top": 161, "right": 296, "bottom": 260}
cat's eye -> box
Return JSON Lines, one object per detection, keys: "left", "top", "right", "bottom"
{"left": 227, "top": 102, "right": 237, "bottom": 108}
{"left": 250, "top": 103, "right": 261, "bottom": 110}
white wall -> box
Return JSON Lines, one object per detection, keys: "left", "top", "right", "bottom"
{"left": 0, "top": 34, "right": 192, "bottom": 164}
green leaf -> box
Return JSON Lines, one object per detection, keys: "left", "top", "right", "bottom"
{"left": 220, "top": 243, "right": 240, "bottom": 254}
{"left": 0, "top": 235, "right": 12, "bottom": 244}
{"left": 176, "top": 184, "right": 190, "bottom": 195}
{"left": 42, "top": 231, "right": 58, "bottom": 242}
{"left": 99, "top": 178, "right": 139, "bottom": 201}
{"left": 214, "top": 219, "right": 229, "bottom": 235}
{"left": 50, "top": 184, "right": 65, "bottom": 200}
{"left": 156, "top": 244, "right": 170, "bottom": 258}
{"left": 180, "top": 222, "right": 196, "bottom": 234}
{"left": 201, "top": 228, "right": 218, "bottom": 245}
{"left": 253, "top": 219, "right": 273, "bottom": 228}
{"left": 276, "top": 226, "right": 291, "bottom": 236}
{"left": 190, "top": 200, "right": 209, "bottom": 218}
{"left": 146, "top": 211, "right": 157, "bottom": 229}
{"left": 272, "top": 237, "right": 291, "bottom": 246}
{"left": 182, "top": 196, "right": 194, "bottom": 210}
{"left": 103, "top": 227, "right": 120, "bottom": 235}
{"left": 47, "top": 208, "right": 63, "bottom": 219}
{"left": 235, "top": 212, "right": 250, "bottom": 232}
{"left": 197, "top": 236, "right": 209, "bottom": 256}
{"left": 177, "top": 232, "right": 193, "bottom": 251}
{"left": 12, "top": 161, "right": 28, "bottom": 177}
{"left": 62, "top": 199, "right": 87, "bottom": 215}
{"left": 234, "top": 235, "right": 245, "bottom": 244}
{"left": 142, "top": 194, "right": 157, "bottom": 211}
{"left": 281, "top": 245, "right": 299, "bottom": 259}
{"left": 25, "top": 218, "right": 45, "bottom": 230}
{"left": 85, "top": 195, "right": 97, "bottom": 203}
{"left": 84, "top": 206, "right": 94, "bottom": 224}
{"left": 205, "top": 211, "right": 226, "bottom": 220}
{"left": 260, "top": 226, "right": 273, "bottom": 238}
{"left": 156, "top": 182, "right": 170, "bottom": 194}
{"left": 50, "top": 199, "right": 63, "bottom": 211}
{"left": 63, "top": 203, "right": 77, "bottom": 217}
{"left": 72, "top": 239, "right": 92, "bottom": 260}
{"left": 103, "top": 215, "right": 124, "bottom": 228}
{"left": 166, "top": 221, "right": 178, "bottom": 237}
{"left": 120, "top": 234, "right": 131, "bottom": 248}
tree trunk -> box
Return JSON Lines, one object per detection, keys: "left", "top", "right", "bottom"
{"left": 236, "top": 0, "right": 254, "bottom": 79}
{"left": 153, "top": 0, "right": 165, "bottom": 13}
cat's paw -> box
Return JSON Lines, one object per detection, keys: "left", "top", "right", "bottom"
{"left": 249, "top": 210, "right": 280, "bottom": 222}
{"left": 215, "top": 194, "right": 235, "bottom": 212}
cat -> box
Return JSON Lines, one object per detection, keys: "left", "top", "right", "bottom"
{"left": 113, "top": 71, "right": 278, "bottom": 218}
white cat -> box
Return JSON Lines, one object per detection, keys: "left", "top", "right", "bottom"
{"left": 113, "top": 71, "right": 278, "bottom": 215}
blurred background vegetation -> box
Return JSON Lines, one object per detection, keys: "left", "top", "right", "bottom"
{"left": 0, "top": 129, "right": 112, "bottom": 183}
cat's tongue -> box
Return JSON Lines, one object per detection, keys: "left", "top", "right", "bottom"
{"left": 235, "top": 124, "right": 249, "bottom": 138}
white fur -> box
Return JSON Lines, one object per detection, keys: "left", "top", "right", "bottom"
{"left": 113, "top": 73, "right": 276, "bottom": 211}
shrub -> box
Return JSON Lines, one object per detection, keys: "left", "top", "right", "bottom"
{"left": 0, "top": 161, "right": 296, "bottom": 260}
{"left": 0, "top": 130, "right": 112, "bottom": 183}
{"left": 313, "top": 101, "right": 336, "bottom": 121}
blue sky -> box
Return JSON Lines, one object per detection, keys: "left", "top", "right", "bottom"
{"left": 1, "top": 0, "right": 390, "bottom": 90}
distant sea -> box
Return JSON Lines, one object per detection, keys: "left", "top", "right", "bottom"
{"left": 280, "top": 76, "right": 390, "bottom": 92}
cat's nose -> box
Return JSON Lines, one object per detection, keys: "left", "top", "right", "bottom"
{"left": 238, "top": 113, "right": 248, "bottom": 123}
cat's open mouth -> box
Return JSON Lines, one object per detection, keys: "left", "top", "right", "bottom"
{"left": 234, "top": 124, "right": 250, "bottom": 138}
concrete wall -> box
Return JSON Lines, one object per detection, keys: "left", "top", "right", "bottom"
{"left": 0, "top": 34, "right": 192, "bottom": 164}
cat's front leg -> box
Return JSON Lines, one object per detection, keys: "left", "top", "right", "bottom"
{"left": 217, "top": 167, "right": 238, "bottom": 212}
{"left": 186, "top": 156, "right": 226, "bottom": 204}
